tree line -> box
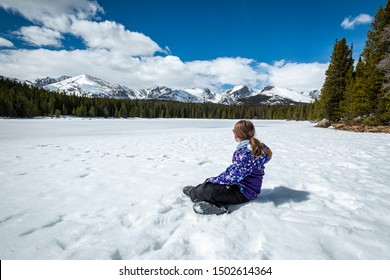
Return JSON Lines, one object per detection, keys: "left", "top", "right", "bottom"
{"left": 0, "top": 77, "right": 313, "bottom": 120}
{"left": 315, "top": 0, "right": 390, "bottom": 125}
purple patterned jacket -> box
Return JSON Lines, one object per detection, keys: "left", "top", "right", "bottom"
{"left": 208, "top": 140, "right": 271, "bottom": 200}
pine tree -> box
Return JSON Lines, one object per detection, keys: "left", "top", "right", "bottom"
{"left": 103, "top": 107, "right": 109, "bottom": 118}
{"left": 378, "top": 25, "right": 390, "bottom": 92}
{"left": 352, "top": 0, "right": 390, "bottom": 121}
{"left": 340, "top": 55, "right": 357, "bottom": 120}
{"left": 55, "top": 109, "right": 61, "bottom": 118}
{"left": 377, "top": 24, "right": 390, "bottom": 122}
{"left": 119, "top": 102, "right": 128, "bottom": 118}
{"left": 88, "top": 106, "right": 96, "bottom": 117}
{"left": 319, "top": 38, "right": 354, "bottom": 121}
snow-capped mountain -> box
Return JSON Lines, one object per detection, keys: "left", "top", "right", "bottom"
{"left": 1, "top": 75, "right": 32, "bottom": 86}
{"left": 302, "top": 89, "right": 321, "bottom": 100}
{"left": 219, "top": 85, "right": 254, "bottom": 105}
{"left": 218, "top": 85, "right": 318, "bottom": 105}
{"left": 33, "top": 76, "right": 71, "bottom": 88}
{"left": 37, "top": 75, "right": 214, "bottom": 103}
{"left": 28, "top": 74, "right": 320, "bottom": 105}
{"left": 183, "top": 88, "right": 216, "bottom": 103}
{"left": 41, "top": 74, "right": 137, "bottom": 99}
{"left": 257, "top": 86, "right": 314, "bottom": 104}
{"left": 138, "top": 86, "right": 209, "bottom": 103}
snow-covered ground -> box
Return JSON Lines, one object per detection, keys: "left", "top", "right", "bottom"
{"left": 0, "top": 118, "right": 389, "bottom": 260}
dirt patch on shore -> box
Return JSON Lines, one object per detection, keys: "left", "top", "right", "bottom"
{"left": 332, "top": 123, "right": 390, "bottom": 133}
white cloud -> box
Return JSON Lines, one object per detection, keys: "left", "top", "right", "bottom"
{"left": 187, "top": 57, "right": 261, "bottom": 88}
{"left": 0, "top": 0, "right": 103, "bottom": 31}
{"left": 0, "top": 49, "right": 192, "bottom": 89}
{"left": 265, "top": 61, "right": 328, "bottom": 92}
{"left": 70, "top": 20, "right": 162, "bottom": 56}
{"left": 0, "top": 0, "right": 162, "bottom": 56}
{"left": 0, "top": 37, "right": 14, "bottom": 47}
{"left": 0, "top": 48, "right": 327, "bottom": 92}
{"left": 341, "top": 14, "right": 373, "bottom": 30}
{"left": 16, "top": 26, "right": 63, "bottom": 47}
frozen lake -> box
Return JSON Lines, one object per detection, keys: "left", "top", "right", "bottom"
{"left": 1, "top": 118, "right": 390, "bottom": 259}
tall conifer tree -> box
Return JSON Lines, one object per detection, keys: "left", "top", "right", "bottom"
{"left": 377, "top": 23, "right": 390, "bottom": 121}
{"left": 351, "top": 0, "right": 390, "bottom": 120}
{"left": 319, "top": 38, "right": 354, "bottom": 121}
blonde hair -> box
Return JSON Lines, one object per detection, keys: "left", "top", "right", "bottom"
{"left": 233, "top": 120, "right": 263, "bottom": 157}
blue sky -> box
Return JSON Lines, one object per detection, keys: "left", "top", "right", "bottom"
{"left": 0, "top": 0, "right": 386, "bottom": 92}
{"left": 97, "top": 0, "right": 381, "bottom": 63}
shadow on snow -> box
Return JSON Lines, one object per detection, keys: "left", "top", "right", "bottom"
{"left": 230, "top": 186, "right": 311, "bottom": 212}
{"left": 256, "top": 186, "right": 311, "bottom": 206}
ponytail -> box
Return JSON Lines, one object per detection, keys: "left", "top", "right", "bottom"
{"left": 249, "top": 137, "right": 264, "bottom": 157}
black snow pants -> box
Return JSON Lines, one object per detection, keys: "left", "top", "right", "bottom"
{"left": 189, "top": 181, "right": 249, "bottom": 205}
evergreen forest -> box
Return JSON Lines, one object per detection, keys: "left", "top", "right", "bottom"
{"left": 314, "top": 0, "right": 390, "bottom": 125}
{"left": 0, "top": 78, "right": 312, "bottom": 120}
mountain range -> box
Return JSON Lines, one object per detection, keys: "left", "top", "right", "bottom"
{"left": 28, "top": 74, "right": 321, "bottom": 105}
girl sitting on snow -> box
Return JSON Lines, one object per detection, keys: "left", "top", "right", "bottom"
{"left": 183, "top": 119, "right": 272, "bottom": 215}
